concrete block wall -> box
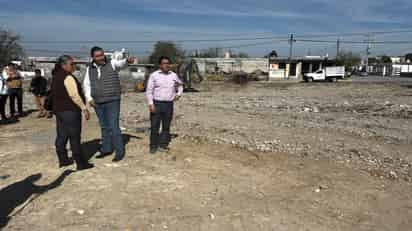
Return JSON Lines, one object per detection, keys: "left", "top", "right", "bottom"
{"left": 193, "top": 58, "right": 268, "bottom": 74}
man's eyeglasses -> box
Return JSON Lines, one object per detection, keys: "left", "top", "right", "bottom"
{"left": 161, "top": 62, "right": 170, "bottom": 65}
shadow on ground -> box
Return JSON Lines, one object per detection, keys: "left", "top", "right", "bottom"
{"left": 0, "top": 170, "right": 73, "bottom": 229}
{"left": 0, "top": 118, "right": 19, "bottom": 126}
{"left": 82, "top": 134, "right": 141, "bottom": 160}
{"left": 0, "top": 175, "right": 11, "bottom": 180}
{"left": 21, "top": 109, "right": 38, "bottom": 118}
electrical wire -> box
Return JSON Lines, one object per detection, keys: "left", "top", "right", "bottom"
{"left": 297, "top": 39, "right": 412, "bottom": 44}
{"left": 21, "top": 28, "right": 412, "bottom": 44}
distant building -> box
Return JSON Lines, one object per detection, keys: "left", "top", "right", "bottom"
{"left": 193, "top": 58, "right": 268, "bottom": 74}
{"left": 392, "top": 63, "right": 412, "bottom": 77}
{"left": 268, "top": 56, "right": 335, "bottom": 80}
{"left": 390, "top": 56, "right": 404, "bottom": 64}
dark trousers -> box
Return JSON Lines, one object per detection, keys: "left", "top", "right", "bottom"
{"left": 8, "top": 88, "right": 23, "bottom": 116}
{"left": 150, "top": 101, "right": 174, "bottom": 149}
{"left": 95, "top": 100, "right": 124, "bottom": 158}
{"left": 0, "top": 95, "right": 7, "bottom": 119}
{"left": 55, "top": 111, "right": 87, "bottom": 166}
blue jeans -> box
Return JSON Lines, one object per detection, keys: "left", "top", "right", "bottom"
{"left": 95, "top": 100, "right": 124, "bottom": 158}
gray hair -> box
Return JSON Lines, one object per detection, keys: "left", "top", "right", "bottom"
{"left": 52, "top": 55, "right": 73, "bottom": 74}
{"left": 57, "top": 55, "right": 73, "bottom": 66}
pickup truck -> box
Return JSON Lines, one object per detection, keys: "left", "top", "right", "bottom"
{"left": 304, "top": 66, "right": 345, "bottom": 82}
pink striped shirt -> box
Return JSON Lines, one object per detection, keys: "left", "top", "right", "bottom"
{"left": 146, "top": 70, "right": 184, "bottom": 105}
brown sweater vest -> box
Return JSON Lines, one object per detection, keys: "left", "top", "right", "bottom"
{"left": 51, "top": 69, "right": 85, "bottom": 112}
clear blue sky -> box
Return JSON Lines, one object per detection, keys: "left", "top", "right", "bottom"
{"left": 1, "top": 0, "right": 412, "bottom": 57}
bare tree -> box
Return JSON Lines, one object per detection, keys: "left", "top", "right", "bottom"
{"left": 194, "top": 47, "right": 221, "bottom": 58}
{"left": 405, "top": 53, "right": 412, "bottom": 62}
{"left": 380, "top": 55, "right": 392, "bottom": 64}
{"left": 149, "top": 41, "right": 185, "bottom": 66}
{"left": 0, "top": 29, "right": 24, "bottom": 67}
{"left": 231, "top": 52, "right": 249, "bottom": 58}
{"left": 336, "top": 50, "right": 361, "bottom": 70}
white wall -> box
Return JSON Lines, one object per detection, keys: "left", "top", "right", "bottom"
{"left": 194, "top": 58, "right": 268, "bottom": 74}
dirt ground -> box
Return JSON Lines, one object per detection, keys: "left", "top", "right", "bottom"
{"left": 1, "top": 79, "right": 412, "bottom": 231}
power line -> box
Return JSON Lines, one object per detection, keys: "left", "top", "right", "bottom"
{"left": 26, "top": 39, "right": 288, "bottom": 55}
{"left": 23, "top": 29, "right": 412, "bottom": 57}
{"left": 21, "top": 28, "right": 412, "bottom": 44}
{"left": 25, "top": 48, "right": 87, "bottom": 55}
{"left": 293, "top": 29, "right": 412, "bottom": 38}
{"left": 184, "top": 39, "right": 289, "bottom": 54}
{"left": 24, "top": 48, "right": 151, "bottom": 56}
{"left": 21, "top": 35, "right": 289, "bottom": 44}
{"left": 220, "top": 39, "right": 288, "bottom": 49}
{"left": 296, "top": 39, "right": 412, "bottom": 44}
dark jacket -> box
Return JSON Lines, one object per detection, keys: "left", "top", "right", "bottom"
{"left": 51, "top": 69, "right": 85, "bottom": 112}
{"left": 30, "top": 76, "right": 48, "bottom": 96}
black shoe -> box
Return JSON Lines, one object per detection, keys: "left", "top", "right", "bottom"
{"left": 112, "top": 156, "right": 124, "bottom": 162}
{"left": 95, "top": 151, "right": 113, "bottom": 159}
{"left": 76, "top": 162, "right": 94, "bottom": 171}
{"left": 59, "top": 159, "right": 74, "bottom": 168}
{"left": 150, "top": 148, "right": 158, "bottom": 154}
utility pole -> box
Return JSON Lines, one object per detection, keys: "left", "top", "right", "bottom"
{"left": 288, "top": 34, "right": 295, "bottom": 60}
{"left": 365, "top": 34, "right": 373, "bottom": 71}
{"left": 336, "top": 38, "right": 340, "bottom": 59}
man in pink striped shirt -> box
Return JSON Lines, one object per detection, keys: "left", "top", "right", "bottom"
{"left": 146, "top": 56, "right": 184, "bottom": 154}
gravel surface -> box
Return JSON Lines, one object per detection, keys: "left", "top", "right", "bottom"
{"left": 121, "top": 81, "right": 412, "bottom": 182}
{"left": 1, "top": 79, "right": 412, "bottom": 230}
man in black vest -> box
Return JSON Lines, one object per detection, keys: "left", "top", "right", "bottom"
{"left": 83, "top": 47, "right": 134, "bottom": 162}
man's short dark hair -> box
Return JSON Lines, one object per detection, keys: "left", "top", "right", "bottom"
{"left": 90, "top": 46, "right": 104, "bottom": 57}
{"left": 35, "top": 69, "right": 41, "bottom": 74}
{"left": 158, "top": 56, "right": 171, "bottom": 65}
{"left": 7, "top": 62, "right": 15, "bottom": 67}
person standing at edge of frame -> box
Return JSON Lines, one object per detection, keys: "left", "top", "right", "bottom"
{"left": 146, "top": 56, "right": 184, "bottom": 154}
{"left": 83, "top": 47, "right": 135, "bottom": 162}
{"left": 3, "top": 63, "right": 24, "bottom": 118}
{"left": 0, "top": 70, "right": 9, "bottom": 122}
